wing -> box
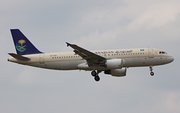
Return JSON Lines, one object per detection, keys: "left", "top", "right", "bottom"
{"left": 66, "top": 42, "right": 106, "bottom": 64}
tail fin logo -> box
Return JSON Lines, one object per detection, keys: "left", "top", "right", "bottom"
{"left": 16, "top": 39, "right": 27, "bottom": 52}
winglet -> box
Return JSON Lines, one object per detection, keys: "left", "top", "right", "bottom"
{"left": 66, "top": 42, "right": 71, "bottom": 47}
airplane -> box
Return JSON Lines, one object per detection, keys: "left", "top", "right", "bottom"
{"left": 8, "top": 29, "right": 174, "bottom": 82}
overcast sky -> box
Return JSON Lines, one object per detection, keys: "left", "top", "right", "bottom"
{"left": 0, "top": 0, "right": 180, "bottom": 113}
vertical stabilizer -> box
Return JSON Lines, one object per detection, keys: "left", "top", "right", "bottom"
{"left": 10, "top": 29, "right": 42, "bottom": 55}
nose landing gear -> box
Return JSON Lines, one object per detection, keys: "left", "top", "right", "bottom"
{"left": 149, "top": 66, "right": 154, "bottom": 76}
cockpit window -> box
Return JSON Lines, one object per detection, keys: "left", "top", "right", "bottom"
{"left": 159, "top": 51, "right": 167, "bottom": 54}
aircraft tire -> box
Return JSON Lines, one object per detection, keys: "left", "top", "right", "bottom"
{"left": 94, "top": 76, "right": 100, "bottom": 82}
{"left": 91, "top": 70, "right": 97, "bottom": 76}
{"left": 150, "top": 72, "right": 154, "bottom": 76}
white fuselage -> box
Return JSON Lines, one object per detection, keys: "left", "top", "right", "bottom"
{"left": 8, "top": 48, "right": 174, "bottom": 71}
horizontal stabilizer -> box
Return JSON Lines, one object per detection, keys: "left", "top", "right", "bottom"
{"left": 8, "top": 53, "right": 30, "bottom": 61}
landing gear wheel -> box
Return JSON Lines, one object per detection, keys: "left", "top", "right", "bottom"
{"left": 91, "top": 70, "right": 97, "bottom": 76}
{"left": 150, "top": 72, "right": 154, "bottom": 76}
{"left": 149, "top": 66, "right": 154, "bottom": 76}
{"left": 94, "top": 76, "right": 100, "bottom": 82}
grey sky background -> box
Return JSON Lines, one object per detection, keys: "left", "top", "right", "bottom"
{"left": 0, "top": 0, "right": 180, "bottom": 113}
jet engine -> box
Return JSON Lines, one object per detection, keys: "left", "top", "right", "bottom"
{"left": 105, "top": 59, "right": 123, "bottom": 69}
{"left": 104, "top": 68, "right": 127, "bottom": 77}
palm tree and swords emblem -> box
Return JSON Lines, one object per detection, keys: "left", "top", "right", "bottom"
{"left": 16, "top": 39, "right": 27, "bottom": 52}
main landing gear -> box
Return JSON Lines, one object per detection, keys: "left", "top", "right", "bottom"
{"left": 91, "top": 70, "right": 100, "bottom": 82}
{"left": 149, "top": 66, "right": 154, "bottom": 76}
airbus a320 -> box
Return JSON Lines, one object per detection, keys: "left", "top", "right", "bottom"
{"left": 8, "top": 29, "right": 174, "bottom": 82}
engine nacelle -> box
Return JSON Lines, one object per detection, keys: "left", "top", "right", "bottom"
{"left": 105, "top": 59, "right": 123, "bottom": 69}
{"left": 104, "top": 68, "right": 127, "bottom": 77}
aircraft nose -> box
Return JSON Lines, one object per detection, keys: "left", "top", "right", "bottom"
{"left": 169, "top": 56, "right": 174, "bottom": 63}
